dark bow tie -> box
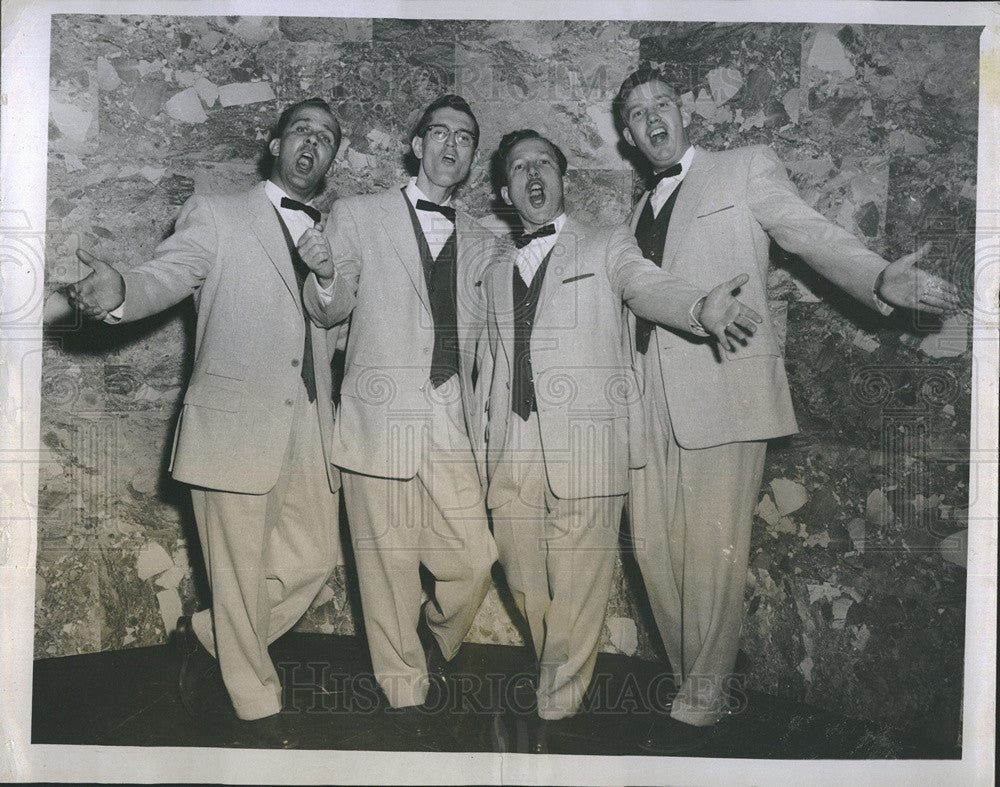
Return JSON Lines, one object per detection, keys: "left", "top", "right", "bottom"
{"left": 415, "top": 199, "right": 456, "bottom": 222}
{"left": 647, "top": 162, "right": 683, "bottom": 191}
{"left": 280, "top": 197, "right": 321, "bottom": 224}
{"left": 513, "top": 223, "right": 556, "bottom": 249}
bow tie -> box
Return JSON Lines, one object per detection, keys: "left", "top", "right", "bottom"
{"left": 280, "top": 197, "right": 321, "bottom": 224}
{"left": 513, "top": 223, "right": 556, "bottom": 249}
{"left": 415, "top": 199, "right": 456, "bottom": 222}
{"left": 646, "top": 162, "right": 683, "bottom": 191}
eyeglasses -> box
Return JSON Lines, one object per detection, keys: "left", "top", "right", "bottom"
{"left": 425, "top": 124, "right": 476, "bottom": 148}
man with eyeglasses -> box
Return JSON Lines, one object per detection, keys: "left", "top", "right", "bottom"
{"left": 298, "top": 94, "right": 502, "bottom": 746}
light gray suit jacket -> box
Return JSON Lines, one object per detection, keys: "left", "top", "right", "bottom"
{"left": 306, "top": 187, "right": 496, "bottom": 480}
{"left": 119, "top": 182, "right": 343, "bottom": 495}
{"left": 481, "top": 215, "right": 707, "bottom": 505}
{"left": 629, "top": 145, "right": 891, "bottom": 449}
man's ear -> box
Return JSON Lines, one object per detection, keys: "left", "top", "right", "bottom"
{"left": 500, "top": 185, "right": 511, "bottom": 206}
{"left": 622, "top": 127, "right": 636, "bottom": 148}
{"left": 680, "top": 103, "right": 693, "bottom": 128}
{"left": 268, "top": 137, "right": 282, "bottom": 157}
{"left": 411, "top": 136, "right": 424, "bottom": 161}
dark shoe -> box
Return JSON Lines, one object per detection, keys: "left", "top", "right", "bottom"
{"left": 232, "top": 713, "right": 300, "bottom": 749}
{"left": 417, "top": 612, "right": 449, "bottom": 680}
{"left": 530, "top": 715, "right": 577, "bottom": 754}
{"left": 484, "top": 711, "right": 512, "bottom": 753}
{"left": 386, "top": 703, "right": 438, "bottom": 741}
{"left": 173, "top": 615, "right": 221, "bottom": 718}
{"left": 638, "top": 716, "right": 721, "bottom": 755}
{"left": 505, "top": 674, "right": 538, "bottom": 753}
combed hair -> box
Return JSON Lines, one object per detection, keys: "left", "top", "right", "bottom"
{"left": 411, "top": 94, "right": 480, "bottom": 146}
{"left": 611, "top": 65, "right": 678, "bottom": 131}
{"left": 492, "top": 129, "right": 568, "bottom": 189}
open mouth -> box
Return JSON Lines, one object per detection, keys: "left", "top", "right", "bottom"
{"left": 295, "top": 150, "right": 315, "bottom": 174}
{"left": 526, "top": 179, "right": 546, "bottom": 208}
{"left": 649, "top": 127, "right": 669, "bottom": 146}
{"left": 441, "top": 152, "right": 457, "bottom": 165}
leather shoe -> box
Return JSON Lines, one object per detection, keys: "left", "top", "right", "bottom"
{"left": 386, "top": 703, "right": 438, "bottom": 741}
{"left": 484, "top": 711, "right": 512, "bottom": 753}
{"left": 638, "top": 716, "right": 721, "bottom": 755}
{"left": 530, "top": 715, "right": 576, "bottom": 754}
{"left": 173, "top": 615, "right": 221, "bottom": 718}
{"left": 232, "top": 713, "right": 300, "bottom": 749}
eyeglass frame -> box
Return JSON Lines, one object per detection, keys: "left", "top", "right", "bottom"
{"left": 424, "top": 124, "right": 477, "bottom": 148}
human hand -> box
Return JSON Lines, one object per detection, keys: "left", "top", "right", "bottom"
{"left": 877, "top": 243, "right": 961, "bottom": 315}
{"left": 297, "top": 227, "right": 335, "bottom": 286}
{"left": 697, "top": 273, "right": 763, "bottom": 352}
{"left": 64, "top": 249, "right": 125, "bottom": 320}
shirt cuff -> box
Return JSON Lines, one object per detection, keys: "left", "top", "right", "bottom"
{"left": 103, "top": 302, "right": 125, "bottom": 323}
{"left": 872, "top": 266, "right": 894, "bottom": 316}
{"left": 314, "top": 275, "right": 336, "bottom": 306}
{"left": 688, "top": 296, "right": 710, "bottom": 337}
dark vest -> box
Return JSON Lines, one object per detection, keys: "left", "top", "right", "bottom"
{"left": 511, "top": 249, "right": 554, "bottom": 421}
{"left": 274, "top": 210, "right": 317, "bottom": 402}
{"left": 403, "top": 193, "right": 460, "bottom": 389}
{"left": 633, "top": 182, "right": 682, "bottom": 354}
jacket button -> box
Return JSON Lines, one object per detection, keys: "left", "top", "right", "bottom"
{"left": 291, "top": 359, "right": 300, "bottom": 367}
{"left": 285, "top": 399, "right": 294, "bottom": 407}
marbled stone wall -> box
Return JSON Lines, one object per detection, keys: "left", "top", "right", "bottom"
{"left": 38, "top": 16, "right": 976, "bottom": 746}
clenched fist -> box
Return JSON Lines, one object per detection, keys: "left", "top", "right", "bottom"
{"left": 297, "top": 227, "right": 335, "bottom": 286}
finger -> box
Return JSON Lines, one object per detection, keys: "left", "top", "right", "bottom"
{"left": 731, "top": 316, "right": 758, "bottom": 335}
{"left": 724, "top": 273, "right": 749, "bottom": 291}
{"left": 739, "top": 304, "right": 763, "bottom": 323}
{"left": 76, "top": 248, "right": 116, "bottom": 275}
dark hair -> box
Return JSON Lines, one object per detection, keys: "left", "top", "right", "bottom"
{"left": 257, "top": 97, "right": 341, "bottom": 179}
{"left": 411, "top": 94, "right": 480, "bottom": 147}
{"left": 612, "top": 65, "right": 678, "bottom": 132}
{"left": 491, "top": 129, "right": 568, "bottom": 190}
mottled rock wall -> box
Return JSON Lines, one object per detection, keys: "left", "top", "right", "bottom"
{"left": 39, "top": 16, "right": 976, "bottom": 745}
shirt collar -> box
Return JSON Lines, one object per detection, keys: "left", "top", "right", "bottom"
{"left": 405, "top": 177, "right": 453, "bottom": 207}
{"left": 265, "top": 179, "right": 316, "bottom": 209}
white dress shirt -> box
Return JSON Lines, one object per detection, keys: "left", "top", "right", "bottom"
{"left": 405, "top": 177, "right": 456, "bottom": 260}
{"left": 648, "top": 145, "right": 696, "bottom": 217}
{"left": 515, "top": 212, "right": 566, "bottom": 286}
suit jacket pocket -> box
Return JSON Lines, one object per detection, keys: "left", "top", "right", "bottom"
{"left": 183, "top": 384, "right": 243, "bottom": 413}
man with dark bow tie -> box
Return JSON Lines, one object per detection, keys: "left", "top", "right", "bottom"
{"left": 298, "top": 95, "right": 501, "bottom": 742}
{"left": 613, "top": 65, "right": 962, "bottom": 752}
{"left": 479, "top": 128, "right": 761, "bottom": 753}
{"left": 63, "top": 98, "right": 345, "bottom": 747}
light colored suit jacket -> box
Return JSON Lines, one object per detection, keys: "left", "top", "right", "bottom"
{"left": 306, "top": 187, "right": 496, "bottom": 480}
{"left": 481, "top": 215, "right": 706, "bottom": 506}
{"left": 119, "top": 182, "right": 343, "bottom": 494}
{"left": 630, "top": 145, "right": 891, "bottom": 449}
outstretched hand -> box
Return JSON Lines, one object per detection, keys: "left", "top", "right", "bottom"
{"left": 64, "top": 249, "right": 125, "bottom": 321}
{"left": 877, "top": 243, "right": 961, "bottom": 315}
{"left": 697, "top": 273, "right": 763, "bottom": 352}
{"left": 297, "top": 227, "right": 335, "bottom": 285}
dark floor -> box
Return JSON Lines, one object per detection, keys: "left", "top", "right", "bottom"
{"left": 32, "top": 633, "right": 959, "bottom": 758}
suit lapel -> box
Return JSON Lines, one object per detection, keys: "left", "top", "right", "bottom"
{"left": 246, "top": 182, "right": 302, "bottom": 312}
{"left": 661, "top": 148, "right": 714, "bottom": 271}
{"left": 536, "top": 216, "right": 581, "bottom": 318}
{"left": 488, "top": 242, "right": 516, "bottom": 365}
{"left": 379, "top": 189, "right": 432, "bottom": 313}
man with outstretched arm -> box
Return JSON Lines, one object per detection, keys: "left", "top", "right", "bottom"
{"left": 64, "top": 98, "right": 345, "bottom": 748}
{"left": 478, "top": 128, "right": 761, "bottom": 753}
{"left": 612, "top": 65, "right": 961, "bottom": 753}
